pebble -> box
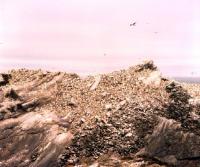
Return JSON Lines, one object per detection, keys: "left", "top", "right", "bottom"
{"left": 67, "top": 97, "right": 77, "bottom": 107}
{"left": 105, "top": 104, "right": 112, "bottom": 111}
{"left": 125, "top": 132, "right": 133, "bottom": 137}
{"left": 80, "top": 118, "right": 85, "bottom": 123}
{"left": 101, "top": 92, "right": 107, "bottom": 97}
{"left": 89, "top": 162, "right": 99, "bottom": 167}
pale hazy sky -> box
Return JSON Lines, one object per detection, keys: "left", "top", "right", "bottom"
{"left": 0, "top": 0, "right": 200, "bottom": 76}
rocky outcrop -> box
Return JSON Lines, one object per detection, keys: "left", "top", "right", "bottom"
{"left": 141, "top": 117, "right": 200, "bottom": 166}
{"left": 0, "top": 61, "right": 200, "bottom": 167}
{"left": 0, "top": 111, "right": 73, "bottom": 167}
{"left": 0, "top": 72, "right": 73, "bottom": 167}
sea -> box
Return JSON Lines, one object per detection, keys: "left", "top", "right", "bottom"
{"left": 173, "top": 77, "right": 200, "bottom": 84}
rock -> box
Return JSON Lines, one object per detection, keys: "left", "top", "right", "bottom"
{"left": 0, "top": 88, "right": 3, "bottom": 102}
{"left": 165, "top": 81, "right": 177, "bottom": 93}
{"left": 80, "top": 118, "right": 86, "bottom": 124}
{"left": 105, "top": 104, "right": 112, "bottom": 111}
{"left": 0, "top": 112, "right": 4, "bottom": 120}
{"left": 90, "top": 75, "right": 101, "bottom": 90}
{"left": 67, "top": 159, "right": 74, "bottom": 164}
{"left": 0, "top": 75, "right": 4, "bottom": 84}
{"left": 143, "top": 117, "right": 200, "bottom": 166}
{"left": 5, "top": 88, "right": 20, "bottom": 100}
{"left": 1, "top": 63, "right": 200, "bottom": 167}
{"left": 101, "top": 91, "right": 109, "bottom": 97}
{"left": 116, "top": 100, "right": 127, "bottom": 110}
{"left": 0, "top": 73, "right": 11, "bottom": 86}
{"left": 89, "top": 162, "right": 99, "bottom": 167}
{"left": 69, "top": 73, "right": 79, "bottom": 79}
{"left": 67, "top": 97, "right": 77, "bottom": 107}
{"left": 135, "top": 60, "right": 157, "bottom": 72}
{"left": 138, "top": 71, "right": 161, "bottom": 86}
{"left": 0, "top": 111, "right": 73, "bottom": 167}
{"left": 95, "top": 116, "right": 101, "bottom": 123}
{"left": 125, "top": 132, "right": 133, "bottom": 137}
{"left": 21, "top": 99, "right": 39, "bottom": 110}
{"left": 189, "top": 98, "right": 200, "bottom": 106}
{"left": 120, "top": 100, "right": 126, "bottom": 106}
{"left": 189, "top": 112, "right": 200, "bottom": 121}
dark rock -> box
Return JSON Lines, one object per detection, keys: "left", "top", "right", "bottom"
{"left": 0, "top": 73, "right": 11, "bottom": 86}
{"left": 67, "top": 97, "right": 77, "bottom": 107}
{"left": 5, "top": 88, "right": 20, "bottom": 100}
{"left": 142, "top": 117, "right": 200, "bottom": 166}
{"left": 0, "top": 112, "right": 4, "bottom": 120}
{"left": 135, "top": 60, "right": 157, "bottom": 72}
{"left": 165, "top": 82, "right": 191, "bottom": 121}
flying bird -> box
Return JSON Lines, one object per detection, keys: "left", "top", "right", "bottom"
{"left": 130, "top": 22, "right": 136, "bottom": 26}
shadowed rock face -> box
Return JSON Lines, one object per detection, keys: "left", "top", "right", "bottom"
{"left": 0, "top": 74, "right": 11, "bottom": 86}
{"left": 0, "top": 62, "right": 200, "bottom": 167}
{"left": 0, "top": 112, "right": 73, "bottom": 167}
{"left": 142, "top": 117, "right": 200, "bottom": 166}
{"left": 0, "top": 72, "right": 73, "bottom": 167}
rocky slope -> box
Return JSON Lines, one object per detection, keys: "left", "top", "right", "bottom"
{"left": 0, "top": 61, "right": 200, "bottom": 167}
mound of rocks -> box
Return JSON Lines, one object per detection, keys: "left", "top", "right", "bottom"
{"left": 0, "top": 61, "right": 200, "bottom": 167}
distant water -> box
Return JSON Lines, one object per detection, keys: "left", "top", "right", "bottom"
{"left": 174, "top": 77, "right": 200, "bottom": 84}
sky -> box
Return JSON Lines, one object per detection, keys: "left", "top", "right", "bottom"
{"left": 0, "top": 0, "right": 200, "bottom": 77}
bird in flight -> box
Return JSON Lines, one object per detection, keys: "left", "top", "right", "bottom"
{"left": 130, "top": 22, "right": 136, "bottom": 26}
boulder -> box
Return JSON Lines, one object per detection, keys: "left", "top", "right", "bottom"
{"left": 141, "top": 117, "right": 200, "bottom": 166}
{"left": 0, "top": 73, "right": 11, "bottom": 86}
{"left": 138, "top": 71, "right": 161, "bottom": 86}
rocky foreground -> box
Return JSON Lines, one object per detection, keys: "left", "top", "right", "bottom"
{"left": 0, "top": 61, "right": 200, "bottom": 167}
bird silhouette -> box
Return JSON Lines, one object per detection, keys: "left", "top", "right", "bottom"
{"left": 130, "top": 22, "right": 136, "bottom": 26}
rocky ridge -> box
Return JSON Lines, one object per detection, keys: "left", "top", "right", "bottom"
{"left": 0, "top": 61, "right": 200, "bottom": 167}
